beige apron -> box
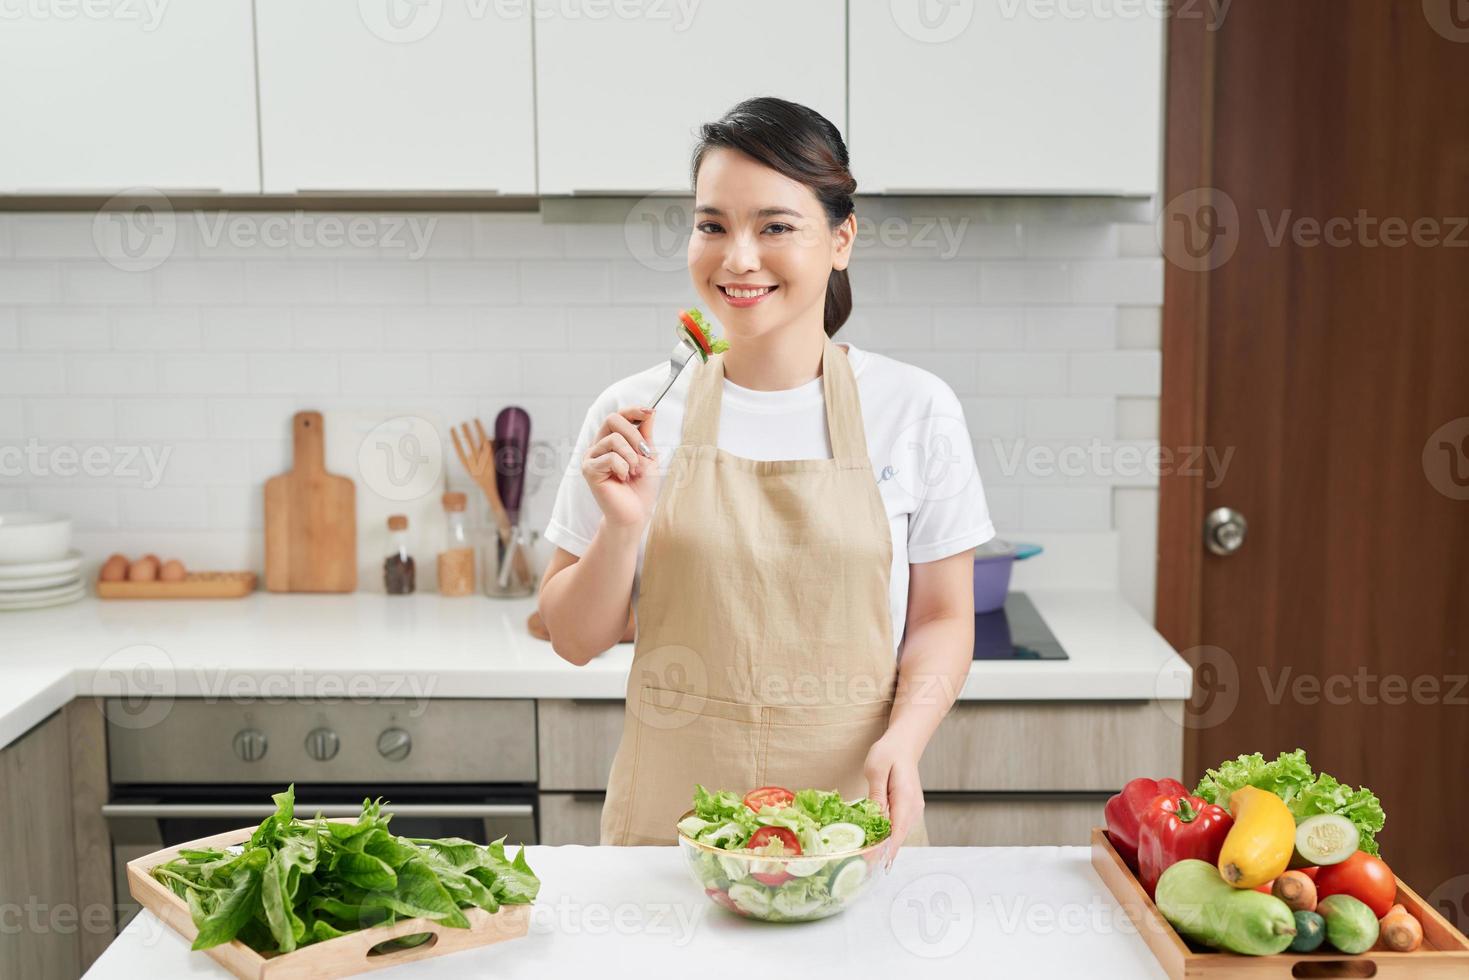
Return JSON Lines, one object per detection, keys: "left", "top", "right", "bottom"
{"left": 600, "top": 338, "right": 928, "bottom": 847}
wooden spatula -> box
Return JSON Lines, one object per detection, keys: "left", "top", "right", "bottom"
{"left": 264, "top": 411, "right": 356, "bottom": 592}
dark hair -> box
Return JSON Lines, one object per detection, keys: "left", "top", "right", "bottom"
{"left": 690, "top": 97, "right": 857, "bottom": 337}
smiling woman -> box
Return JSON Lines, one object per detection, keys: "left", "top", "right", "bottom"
{"left": 538, "top": 97, "right": 992, "bottom": 852}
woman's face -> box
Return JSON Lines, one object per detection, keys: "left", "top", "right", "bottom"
{"left": 688, "top": 148, "right": 855, "bottom": 342}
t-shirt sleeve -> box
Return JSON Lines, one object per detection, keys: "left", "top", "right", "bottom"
{"left": 544, "top": 394, "right": 610, "bottom": 558}
{"left": 905, "top": 378, "right": 997, "bottom": 564}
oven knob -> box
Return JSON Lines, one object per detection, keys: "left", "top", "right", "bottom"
{"left": 305, "top": 728, "right": 339, "bottom": 762}
{"left": 232, "top": 728, "right": 268, "bottom": 762}
{"left": 377, "top": 727, "right": 411, "bottom": 762}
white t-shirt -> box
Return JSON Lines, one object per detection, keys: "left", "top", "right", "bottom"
{"left": 544, "top": 342, "right": 996, "bottom": 654}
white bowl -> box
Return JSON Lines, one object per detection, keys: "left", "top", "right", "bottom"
{"left": 0, "top": 512, "right": 73, "bottom": 565}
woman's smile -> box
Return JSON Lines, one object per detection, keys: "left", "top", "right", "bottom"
{"left": 717, "top": 282, "right": 780, "bottom": 307}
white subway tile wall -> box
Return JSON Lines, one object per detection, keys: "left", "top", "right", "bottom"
{"left": 0, "top": 208, "right": 1164, "bottom": 619}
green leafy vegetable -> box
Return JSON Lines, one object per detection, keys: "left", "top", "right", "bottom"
{"left": 150, "top": 786, "right": 539, "bottom": 954}
{"left": 1193, "top": 749, "right": 1386, "bottom": 856}
{"left": 684, "top": 784, "right": 891, "bottom": 850}
{"left": 679, "top": 308, "right": 730, "bottom": 360}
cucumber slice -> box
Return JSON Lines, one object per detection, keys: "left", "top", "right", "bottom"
{"left": 785, "top": 856, "right": 826, "bottom": 878}
{"left": 728, "top": 882, "right": 772, "bottom": 916}
{"left": 677, "top": 815, "right": 712, "bottom": 838}
{"left": 829, "top": 857, "right": 867, "bottom": 901}
{"left": 718, "top": 855, "right": 749, "bottom": 882}
{"left": 818, "top": 822, "right": 867, "bottom": 854}
{"left": 1292, "top": 814, "right": 1359, "bottom": 867}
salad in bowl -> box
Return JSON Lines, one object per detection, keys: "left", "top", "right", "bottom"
{"left": 676, "top": 785, "right": 892, "bottom": 923}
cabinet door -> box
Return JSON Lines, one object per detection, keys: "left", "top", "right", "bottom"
{"left": 534, "top": 0, "right": 845, "bottom": 194}
{"left": 924, "top": 795, "right": 1105, "bottom": 846}
{"left": 255, "top": 2, "right": 535, "bottom": 193}
{"left": 850, "top": 1, "right": 1162, "bottom": 195}
{"left": 0, "top": 1, "right": 258, "bottom": 193}
{"left": 0, "top": 712, "right": 79, "bottom": 980}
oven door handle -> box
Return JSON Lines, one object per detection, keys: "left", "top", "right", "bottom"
{"left": 101, "top": 803, "right": 534, "bottom": 819}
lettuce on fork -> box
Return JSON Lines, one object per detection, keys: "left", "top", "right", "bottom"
{"left": 1192, "top": 749, "right": 1386, "bottom": 855}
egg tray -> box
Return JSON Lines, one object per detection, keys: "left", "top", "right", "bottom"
{"left": 97, "top": 571, "right": 257, "bottom": 599}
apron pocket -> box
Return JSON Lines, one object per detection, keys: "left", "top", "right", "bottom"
{"left": 604, "top": 686, "right": 765, "bottom": 845}
{"left": 758, "top": 699, "right": 893, "bottom": 800}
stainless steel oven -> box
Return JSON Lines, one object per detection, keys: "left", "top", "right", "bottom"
{"left": 103, "top": 698, "right": 538, "bottom": 927}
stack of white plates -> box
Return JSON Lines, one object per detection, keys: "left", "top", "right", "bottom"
{"left": 0, "top": 512, "right": 85, "bottom": 611}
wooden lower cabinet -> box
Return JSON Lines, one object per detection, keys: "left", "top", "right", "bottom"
{"left": 923, "top": 795, "right": 1109, "bottom": 846}
{"left": 538, "top": 792, "right": 607, "bottom": 845}
{"left": 0, "top": 712, "right": 82, "bottom": 980}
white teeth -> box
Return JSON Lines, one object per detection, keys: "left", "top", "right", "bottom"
{"left": 723, "top": 286, "right": 773, "bottom": 299}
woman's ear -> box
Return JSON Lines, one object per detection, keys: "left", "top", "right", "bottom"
{"left": 831, "top": 211, "right": 858, "bottom": 272}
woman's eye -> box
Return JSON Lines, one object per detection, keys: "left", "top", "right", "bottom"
{"left": 764, "top": 223, "right": 793, "bottom": 235}
{"left": 696, "top": 221, "right": 724, "bottom": 234}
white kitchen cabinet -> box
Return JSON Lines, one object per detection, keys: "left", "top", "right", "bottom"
{"left": 0, "top": 0, "right": 259, "bottom": 193}
{"left": 533, "top": 0, "right": 846, "bottom": 195}
{"left": 850, "top": 1, "right": 1163, "bottom": 195}
{"left": 254, "top": 1, "right": 535, "bottom": 194}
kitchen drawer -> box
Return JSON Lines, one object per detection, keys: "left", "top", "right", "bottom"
{"left": 537, "top": 699, "right": 625, "bottom": 792}
{"left": 918, "top": 702, "right": 1182, "bottom": 792}
{"left": 107, "top": 699, "right": 536, "bottom": 785}
{"left": 924, "top": 794, "right": 1107, "bottom": 846}
{"left": 538, "top": 792, "right": 605, "bottom": 846}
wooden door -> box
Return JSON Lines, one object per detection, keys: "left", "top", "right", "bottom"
{"left": 1158, "top": 1, "right": 1469, "bottom": 897}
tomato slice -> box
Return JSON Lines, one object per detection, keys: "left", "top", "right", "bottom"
{"left": 743, "top": 786, "right": 795, "bottom": 812}
{"left": 706, "top": 887, "right": 743, "bottom": 915}
{"left": 747, "top": 825, "right": 801, "bottom": 887}
{"left": 678, "top": 311, "right": 711, "bottom": 354}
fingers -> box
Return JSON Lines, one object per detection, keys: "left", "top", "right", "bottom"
{"left": 604, "top": 408, "right": 656, "bottom": 460}
{"left": 884, "top": 768, "right": 925, "bottom": 869}
{"left": 586, "top": 431, "right": 642, "bottom": 479}
{"left": 583, "top": 450, "right": 632, "bottom": 484}
{"left": 865, "top": 758, "right": 890, "bottom": 822}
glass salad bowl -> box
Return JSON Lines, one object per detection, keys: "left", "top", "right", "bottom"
{"left": 676, "top": 809, "right": 890, "bottom": 923}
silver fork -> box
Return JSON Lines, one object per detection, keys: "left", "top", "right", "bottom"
{"left": 647, "top": 335, "right": 703, "bottom": 413}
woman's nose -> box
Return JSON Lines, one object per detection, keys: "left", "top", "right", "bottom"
{"left": 722, "top": 233, "right": 762, "bottom": 274}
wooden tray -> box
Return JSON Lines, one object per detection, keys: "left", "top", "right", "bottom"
{"left": 127, "top": 824, "right": 531, "bottom": 980}
{"left": 1091, "top": 828, "right": 1469, "bottom": 978}
{"left": 98, "top": 571, "right": 257, "bottom": 599}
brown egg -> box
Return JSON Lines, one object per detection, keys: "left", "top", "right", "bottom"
{"left": 159, "top": 559, "right": 187, "bottom": 582}
{"left": 141, "top": 553, "right": 160, "bottom": 565}
{"left": 99, "top": 554, "right": 129, "bottom": 582}
{"left": 127, "top": 556, "right": 159, "bottom": 582}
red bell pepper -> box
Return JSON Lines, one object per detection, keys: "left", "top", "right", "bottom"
{"left": 1104, "top": 777, "right": 1189, "bottom": 870}
{"left": 1137, "top": 794, "right": 1234, "bottom": 899}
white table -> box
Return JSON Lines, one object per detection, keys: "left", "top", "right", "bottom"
{"left": 85, "top": 845, "right": 1168, "bottom": 978}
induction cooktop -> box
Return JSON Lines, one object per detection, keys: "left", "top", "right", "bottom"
{"left": 973, "top": 593, "right": 1068, "bottom": 660}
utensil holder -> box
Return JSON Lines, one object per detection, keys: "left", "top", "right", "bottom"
{"left": 482, "top": 525, "right": 538, "bottom": 598}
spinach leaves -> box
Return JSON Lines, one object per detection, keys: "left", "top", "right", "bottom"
{"left": 150, "top": 786, "right": 539, "bottom": 953}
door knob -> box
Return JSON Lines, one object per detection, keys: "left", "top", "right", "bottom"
{"left": 1204, "top": 507, "right": 1248, "bottom": 555}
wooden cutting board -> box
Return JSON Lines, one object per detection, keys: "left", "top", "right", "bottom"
{"left": 264, "top": 411, "right": 356, "bottom": 592}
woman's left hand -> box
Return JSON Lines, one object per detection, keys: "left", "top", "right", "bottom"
{"left": 864, "top": 734, "right": 925, "bottom": 867}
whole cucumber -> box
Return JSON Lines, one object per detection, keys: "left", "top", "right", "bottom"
{"left": 1156, "top": 859, "right": 1298, "bottom": 956}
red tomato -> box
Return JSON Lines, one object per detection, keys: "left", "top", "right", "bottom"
{"left": 747, "top": 825, "right": 801, "bottom": 886}
{"left": 705, "top": 887, "right": 743, "bottom": 915}
{"left": 743, "top": 787, "right": 795, "bottom": 811}
{"left": 1300, "top": 866, "right": 1320, "bottom": 880}
{"left": 1315, "top": 852, "right": 1397, "bottom": 918}
{"left": 1254, "top": 880, "right": 1274, "bottom": 894}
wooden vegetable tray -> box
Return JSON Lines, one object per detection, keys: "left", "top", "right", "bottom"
{"left": 127, "top": 824, "right": 530, "bottom": 980}
{"left": 98, "top": 571, "right": 256, "bottom": 599}
{"left": 1091, "top": 828, "right": 1469, "bottom": 978}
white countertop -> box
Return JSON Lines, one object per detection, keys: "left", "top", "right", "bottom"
{"left": 0, "top": 589, "right": 1191, "bottom": 751}
{"left": 84, "top": 845, "right": 1168, "bottom": 979}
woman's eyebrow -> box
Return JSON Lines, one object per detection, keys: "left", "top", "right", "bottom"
{"left": 695, "top": 205, "right": 805, "bottom": 219}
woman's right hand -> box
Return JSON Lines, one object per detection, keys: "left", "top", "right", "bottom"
{"left": 581, "top": 406, "right": 660, "bottom": 531}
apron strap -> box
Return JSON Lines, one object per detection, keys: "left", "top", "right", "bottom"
{"left": 682, "top": 338, "right": 870, "bottom": 461}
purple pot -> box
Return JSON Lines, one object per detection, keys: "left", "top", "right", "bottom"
{"left": 973, "top": 541, "right": 1043, "bottom": 614}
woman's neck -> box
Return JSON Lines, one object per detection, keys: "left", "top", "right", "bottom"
{"left": 720, "top": 327, "right": 834, "bottom": 391}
